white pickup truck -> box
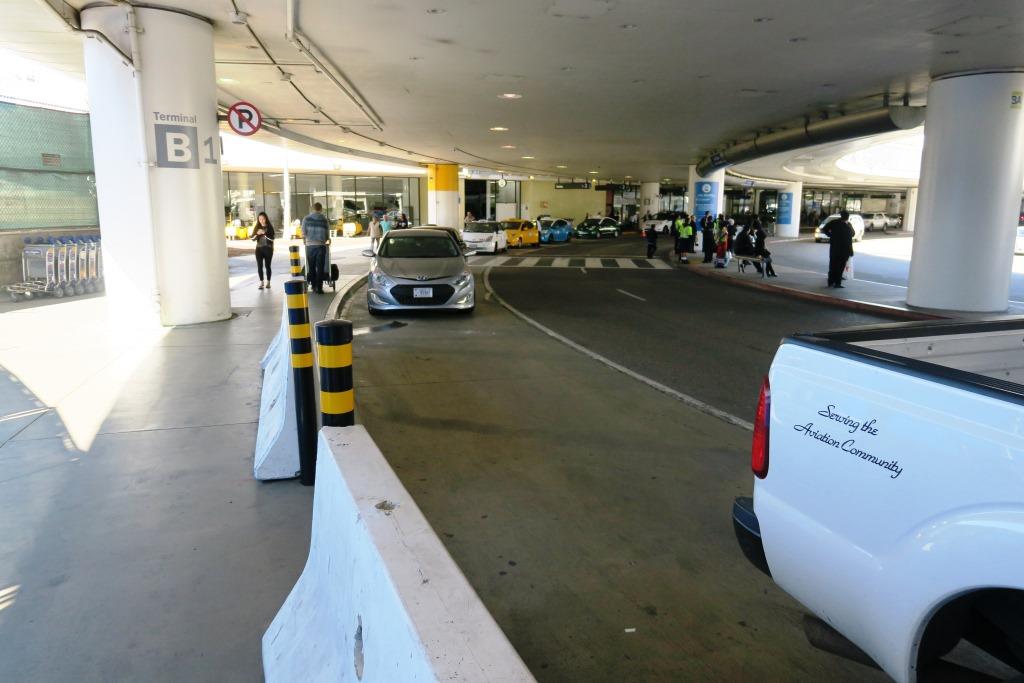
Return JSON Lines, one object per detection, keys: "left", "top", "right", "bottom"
{"left": 733, "top": 319, "right": 1024, "bottom": 682}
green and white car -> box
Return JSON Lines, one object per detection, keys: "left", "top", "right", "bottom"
{"left": 573, "top": 217, "right": 621, "bottom": 239}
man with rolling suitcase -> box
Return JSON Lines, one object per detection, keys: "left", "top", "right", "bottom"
{"left": 301, "top": 202, "right": 331, "bottom": 294}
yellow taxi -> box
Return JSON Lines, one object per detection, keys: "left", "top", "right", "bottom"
{"left": 224, "top": 221, "right": 250, "bottom": 240}
{"left": 500, "top": 219, "right": 540, "bottom": 248}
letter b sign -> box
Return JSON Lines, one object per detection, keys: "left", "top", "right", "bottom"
{"left": 155, "top": 124, "right": 199, "bottom": 169}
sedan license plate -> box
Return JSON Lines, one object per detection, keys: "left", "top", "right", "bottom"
{"left": 413, "top": 287, "right": 433, "bottom": 298}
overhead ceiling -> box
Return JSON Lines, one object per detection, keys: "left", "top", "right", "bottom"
{"left": 8, "top": 0, "right": 1024, "bottom": 182}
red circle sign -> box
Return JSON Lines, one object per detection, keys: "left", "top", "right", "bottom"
{"left": 227, "top": 101, "right": 262, "bottom": 136}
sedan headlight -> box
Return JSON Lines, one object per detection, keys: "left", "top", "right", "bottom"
{"left": 369, "top": 268, "right": 395, "bottom": 289}
{"left": 453, "top": 271, "right": 473, "bottom": 288}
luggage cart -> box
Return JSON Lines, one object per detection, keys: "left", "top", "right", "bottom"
{"left": 89, "top": 235, "right": 104, "bottom": 292}
{"left": 63, "top": 237, "right": 84, "bottom": 296}
{"left": 76, "top": 237, "right": 91, "bottom": 293}
{"left": 301, "top": 247, "right": 339, "bottom": 292}
{"left": 6, "top": 237, "right": 61, "bottom": 301}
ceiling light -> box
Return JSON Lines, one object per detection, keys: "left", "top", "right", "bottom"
{"left": 620, "top": 24, "right": 638, "bottom": 30}
{"left": 500, "top": 144, "right": 516, "bottom": 149}
{"left": 229, "top": 10, "right": 248, "bottom": 24}
{"left": 632, "top": 79, "right": 645, "bottom": 84}
{"left": 521, "top": 155, "right": 534, "bottom": 159}
{"left": 788, "top": 36, "right": 807, "bottom": 43}
{"left": 624, "top": 175, "right": 632, "bottom": 178}
{"left": 588, "top": 170, "right": 599, "bottom": 174}
{"left": 217, "top": 77, "right": 237, "bottom": 84}
{"left": 490, "top": 126, "right": 509, "bottom": 131}
{"left": 529, "top": 175, "right": 535, "bottom": 180}
{"left": 426, "top": 8, "right": 446, "bottom": 14}
{"left": 942, "top": 49, "right": 960, "bottom": 55}
{"left": 246, "top": 44, "right": 260, "bottom": 50}
{"left": 560, "top": 66, "right": 575, "bottom": 72}
{"left": 754, "top": 16, "right": 773, "bottom": 23}
{"left": 409, "top": 56, "right": 422, "bottom": 61}
{"left": 498, "top": 93, "right": 522, "bottom": 99}
{"left": 555, "top": 164, "right": 567, "bottom": 169}
{"left": 663, "top": 178, "right": 671, "bottom": 181}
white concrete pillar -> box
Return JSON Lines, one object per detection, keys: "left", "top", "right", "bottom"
{"left": 903, "top": 187, "right": 918, "bottom": 233}
{"left": 427, "top": 164, "right": 459, "bottom": 227}
{"left": 640, "top": 182, "right": 660, "bottom": 216}
{"left": 82, "top": 5, "right": 229, "bottom": 326}
{"left": 687, "top": 165, "right": 725, "bottom": 222}
{"left": 775, "top": 181, "right": 803, "bottom": 238}
{"left": 907, "top": 71, "right": 1024, "bottom": 312}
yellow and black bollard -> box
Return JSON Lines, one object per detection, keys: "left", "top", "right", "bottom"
{"left": 285, "top": 279, "right": 318, "bottom": 485}
{"left": 315, "top": 319, "right": 355, "bottom": 428}
{"left": 288, "top": 244, "right": 302, "bottom": 277}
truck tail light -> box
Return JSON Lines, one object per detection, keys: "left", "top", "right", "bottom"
{"left": 751, "top": 376, "right": 770, "bottom": 479}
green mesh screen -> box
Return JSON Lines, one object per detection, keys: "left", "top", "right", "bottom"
{"left": 0, "top": 101, "right": 98, "bottom": 230}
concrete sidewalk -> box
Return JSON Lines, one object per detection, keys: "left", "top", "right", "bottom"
{"left": 678, "top": 252, "right": 1024, "bottom": 320}
{"left": 0, "top": 245, "right": 367, "bottom": 682}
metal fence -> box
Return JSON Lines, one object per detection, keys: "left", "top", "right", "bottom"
{"left": 0, "top": 101, "right": 98, "bottom": 230}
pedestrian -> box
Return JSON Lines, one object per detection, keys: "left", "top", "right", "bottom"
{"left": 675, "top": 213, "right": 693, "bottom": 263}
{"left": 369, "top": 214, "right": 383, "bottom": 252}
{"left": 753, "top": 218, "right": 777, "bottom": 277}
{"left": 396, "top": 212, "right": 409, "bottom": 229}
{"left": 464, "top": 211, "right": 475, "bottom": 223}
{"left": 645, "top": 221, "right": 659, "bottom": 258}
{"left": 734, "top": 222, "right": 760, "bottom": 273}
{"left": 380, "top": 213, "right": 392, "bottom": 234}
{"left": 251, "top": 211, "right": 275, "bottom": 289}
{"left": 822, "top": 210, "right": 854, "bottom": 288}
{"left": 701, "top": 211, "right": 715, "bottom": 263}
{"left": 725, "top": 218, "right": 737, "bottom": 263}
{"left": 301, "top": 201, "right": 331, "bottom": 294}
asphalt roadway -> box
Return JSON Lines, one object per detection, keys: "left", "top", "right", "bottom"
{"left": 341, "top": 235, "right": 891, "bottom": 682}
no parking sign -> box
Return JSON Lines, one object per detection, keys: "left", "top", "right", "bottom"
{"left": 227, "top": 101, "right": 262, "bottom": 136}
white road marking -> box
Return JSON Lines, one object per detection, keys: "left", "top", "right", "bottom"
{"left": 484, "top": 267, "right": 753, "bottom": 432}
{"left": 616, "top": 258, "right": 639, "bottom": 269}
{"left": 553, "top": 257, "right": 571, "bottom": 268}
{"left": 580, "top": 267, "right": 588, "bottom": 274}
{"left": 616, "top": 288, "right": 646, "bottom": 302}
{"left": 585, "top": 258, "right": 603, "bottom": 269}
{"left": 518, "top": 257, "right": 540, "bottom": 267}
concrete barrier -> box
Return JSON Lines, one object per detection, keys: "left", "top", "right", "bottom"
{"left": 263, "top": 426, "right": 535, "bottom": 683}
{"left": 254, "top": 299, "right": 300, "bottom": 480}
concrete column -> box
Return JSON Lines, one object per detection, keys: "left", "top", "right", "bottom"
{"left": 82, "top": 5, "right": 229, "bottom": 326}
{"left": 427, "top": 164, "right": 459, "bottom": 227}
{"left": 687, "top": 165, "right": 725, "bottom": 222}
{"left": 775, "top": 181, "right": 803, "bottom": 238}
{"left": 640, "top": 182, "right": 660, "bottom": 215}
{"left": 907, "top": 71, "right": 1024, "bottom": 312}
{"left": 903, "top": 187, "right": 918, "bottom": 233}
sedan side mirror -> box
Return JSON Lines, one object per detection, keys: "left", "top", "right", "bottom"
{"left": 361, "top": 249, "right": 375, "bottom": 257}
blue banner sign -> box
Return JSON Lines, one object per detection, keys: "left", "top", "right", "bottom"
{"left": 778, "top": 191, "right": 794, "bottom": 224}
{"left": 694, "top": 181, "right": 719, "bottom": 217}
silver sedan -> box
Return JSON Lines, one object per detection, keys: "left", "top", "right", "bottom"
{"left": 363, "top": 228, "right": 476, "bottom": 314}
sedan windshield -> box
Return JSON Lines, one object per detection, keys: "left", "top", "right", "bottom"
{"left": 579, "top": 218, "right": 602, "bottom": 227}
{"left": 464, "top": 222, "right": 496, "bottom": 233}
{"left": 379, "top": 235, "right": 459, "bottom": 258}
{"left": 655, "top": 212, "right": 674, "bottom": 220}
{"left": 500, "top": 221, "right": 525, "bottom": 230}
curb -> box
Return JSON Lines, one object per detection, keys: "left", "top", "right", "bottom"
{"left": 326, "top": 273, "right": 369, "bottom": 321}
{"left": 681, "top": 263, "right": 946, "bottom": 321}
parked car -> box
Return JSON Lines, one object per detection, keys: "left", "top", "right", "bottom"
{"left": 461, "top": 221, "right": 507, "bottom": 254}
{"left": 814, "top": 214, "right": 865, "bottom": 243}
{"left": 733, "top": 318, "right": 1024, "bottom": 682}
{"left": 539, "top": 218, "right": 573, "bottom": 243}
{"left": 641, "top": 211, "right": 675, "bottom": 235}
{"left": 1016, "top": 225, "right": 1024, "bottom": 255}
{"left": 862, "top": 212, "right": 893, "bottom": 232}
{"left": 500, "top": 219, "right": 540, "bottom": 248}
{"left": 574, "top": 217, "right": 621, "bottom": 239}
{"left": 362, "top": 228, "right": 475, "bottom": 315}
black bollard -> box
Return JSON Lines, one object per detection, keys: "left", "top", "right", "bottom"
{"left": 315, "top": 319, "right": 355, "bottom": 428}
{"left": 285, "top": 279, "right": 317, "bottom": 485}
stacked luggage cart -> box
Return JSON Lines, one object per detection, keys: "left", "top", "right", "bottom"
{"left": 6, "top": 235, "right": 103, "bottom": 302}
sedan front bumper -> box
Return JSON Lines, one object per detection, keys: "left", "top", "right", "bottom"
{"left": 367, "top": 275, "right": 475, "bottom": 311}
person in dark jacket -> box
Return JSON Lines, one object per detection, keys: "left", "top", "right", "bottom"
{"left": 753, "top": 219, "right": 776, "bottom": 277}
{"left": 822, "top": 210, "right": 854, "bottom": 288}
{"left": 645, "top": 222, "right": 659, "bottom": 258}
{"left": 251, "top": 211, "right": 275, "bottom": 289}
{"left": 734, "top": 223, "right": 761, "bottom": 274}
{"left": 302, "top": 202, "right": 331, "bottom": 293}
{"left": 700, "top": 211, "right": 715, "bottom": 263}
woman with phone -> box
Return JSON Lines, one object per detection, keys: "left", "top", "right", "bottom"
{"left": 251, "top": 211, "right": 275, "bottom": 289}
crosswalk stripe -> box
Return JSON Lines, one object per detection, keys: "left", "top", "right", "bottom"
{"left": 651, "top": 260, "right": 672, "bottom": 270}
{"left": 585, "top": 258, "right": 603, "bottom": 269}
{"left": 616, "top": 258, "right": 638, "bottom": 269}
{"left": 553, "top": 257, "right": 571, "bottom": 268}
{"left": 518, "top": 257, "right": 540, "bottom": 267}
{"left": 469, "top": 256, "right": 675, "bottom": 270}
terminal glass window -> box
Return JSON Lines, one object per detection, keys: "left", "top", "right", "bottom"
{"left": 292, "top": 173, "right": 326, "bottom": 222}
{"left": 382, "top": 177, "right": 408, "bottom": 218}
{"left": 357, "top": 176, "right": 385, "bottom": 216}
{"left": 261, "top": 172, "right": 293, "bottom": 229}
{"left": 225, "top": 172, "right": 263, "bottom": 227}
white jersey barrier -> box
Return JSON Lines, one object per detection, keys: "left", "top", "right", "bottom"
{"left": 263, "top": 426, "right": 535, "bottom": 683}
{"left": 254, "top": 301, "right": 300, "bottom": 480}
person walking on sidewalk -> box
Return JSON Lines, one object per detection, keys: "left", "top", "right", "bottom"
{"left": 822, "top": 210, "right": 854, "bottom": 288}
{"left": 753, "top": 219, "right": 777, "bottom": 277}
{"left": 302, "top": 202, "right": 331, "bottom": 294}
{"left": 251, "top": 211, "right": 275, "bottom": 289}
{"left": 369, "top": 214, "right": 383, "bottom": 252}
{"left": 701, "top": 211, "right": 715, "bottom": 263}
{"left": 645, "top": 221, "right": 659, "bottom": 258}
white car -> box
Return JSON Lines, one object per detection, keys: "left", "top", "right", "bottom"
{"left": 641, "top": 211, "right": 676, "bottom": 235}
{"left": 814, "top": 214, "right": 865, "bottom": 242}
{"left": 862, "top": 212, "right": 893, "bottom": 232}
{"left": 1015, "top": 225, "right": 1024, "bottom": 255}
{"left": 734, "top": 318, "right": 1024, "bottom": 682}
{"left": 461, "top": 221, "right": 507, "bottom": 254}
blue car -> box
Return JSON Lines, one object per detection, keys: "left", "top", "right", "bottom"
{"left": 539, "top": 217, "right": 573, "bottom": 243}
